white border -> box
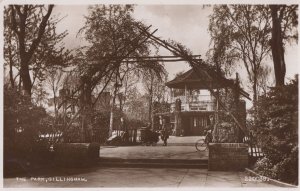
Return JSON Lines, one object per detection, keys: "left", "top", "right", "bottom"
{"left": 0, "top": 0, "right": 299, "bottom": 191}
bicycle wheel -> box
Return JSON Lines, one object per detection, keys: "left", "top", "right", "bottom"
{"left": 195, "top": 139, "right": 207, "bottom": 151}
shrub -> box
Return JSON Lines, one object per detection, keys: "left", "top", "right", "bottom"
{"left": 215, "top": 122, "right": 237, "bottom": 143}
{"left": 4, "top": 87, "right": 47, "bottom": 162}
{"left": 254, "top": 76, "right": 298, "bottom": 185}
{"left": 254, "top": 157, "right": 277, "bottom": 179}
{"left": 54, "top": 142, "right": 100, "bottom": 167}
{"left": 54, "top": 143, "right": 90, "bottom": 167}
{"left": 88, "top": 142, "right": 100, "bottom": 160}
{"left": 31, "top": 139, "right": 55, "bottom": 164}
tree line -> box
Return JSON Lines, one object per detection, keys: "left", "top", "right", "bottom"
{"left": 4, "top": 5, "right": 168, "bottom": 141}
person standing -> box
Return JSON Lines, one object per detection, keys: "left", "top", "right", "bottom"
{"left": 159, "top": 116, "right": 163, "bottom": 130}
{"left": 161, "top": 127, "right": 169, "bottom": 146}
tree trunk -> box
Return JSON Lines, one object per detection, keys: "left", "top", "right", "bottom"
{"left": 213, "top": 62, "right": 221, "bottom": 142}
{"left": 18, "top": 76, "right": 22, "bottom": 92}
{"left": 252, "top": 76, "right": 258, "bottom": 125}
{"left": 270, "top": 5, "right": 286, "bottom": 87}
{"left": 80, "top": 77, "right": 93, "bottom": 142}
{"left": 9, "top": 57, "right": 14, "bottom": 88}
{"left": 148, "top": 95, "right": 152, "bottom": 122}
{"left": 148, "top": 75, "right": 154, "bottom": 123}
{"left": 148, "top": 89, "right": 153, "bottom": 123}
{"left": 109, "top": 84, "right": 118, "bottom": 137}
{"left": 20, "top": 59, "right": 32, "bottom": 96}
{"left": 7, "top": 34, "right": 15, "bottom": 88}
{"left": 52, "top": 83, "right": 58, "bottom": 122}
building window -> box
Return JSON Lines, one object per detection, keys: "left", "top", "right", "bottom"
{"left": 192, "top": 116, "right": 209, "bottom": 128}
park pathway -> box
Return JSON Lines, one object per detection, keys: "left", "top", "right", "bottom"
{"left": 4, "top": 136, "right": 279, "bottom": 187}
{"left": 4, "top": 167, "right": 276, "bottom": 187}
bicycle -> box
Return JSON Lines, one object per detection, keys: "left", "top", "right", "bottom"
{"left": 195, "top": 138, "right": 208, "bottom": 151}
{"left": 195, "top": 131, "right": 212, "bottom": 151}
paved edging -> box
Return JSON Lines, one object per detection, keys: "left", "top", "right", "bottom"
{"left": 245, "top": 168, "right": 297, "bottom": 188}
{"left": 98, "top": 162, "right": 208, "bottom": 169}
{"left": 98, "top": 157, "right": 208, "bottom": 169}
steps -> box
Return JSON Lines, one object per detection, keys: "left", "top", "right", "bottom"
{"left": 98, "top": 157, "right": 208, "bottom": 169}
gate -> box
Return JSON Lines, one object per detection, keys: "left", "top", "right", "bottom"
{"left": 243, "top": 136, "right": 264, "bottom": 166}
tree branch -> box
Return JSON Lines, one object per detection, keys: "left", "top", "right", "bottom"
{"left": 27, "top": 5, "right": 54, "bottom": 58}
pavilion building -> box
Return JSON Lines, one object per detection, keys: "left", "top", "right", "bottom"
{"left": 155, "top": 68, "right": 249, "bottom": 137}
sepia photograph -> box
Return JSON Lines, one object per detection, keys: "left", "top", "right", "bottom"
{"left": 2, "top": 1, "right": 299, "bottom": 188}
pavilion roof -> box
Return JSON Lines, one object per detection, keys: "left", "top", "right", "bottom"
{"left": 165, "top": 68, "right": 234, "bottom": 89}
{"left": 165, "top": 68, "right": 250, "bottom": 99}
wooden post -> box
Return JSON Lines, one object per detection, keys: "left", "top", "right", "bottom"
{"left": 133, "top": 129, "right": 137, "bottom": 143}
{"left": 175, "top": 112, "right": 181, "bottom": 136}
{"left": 170, "top": 88, "right": 173, "bottom": 103}
{"left": 174, "top": 98, "right": 182, "bottom": 136}
{"left": 234, "top": 73, "right": 242, "bottom": 142}
{"left": 184, "top": 85, "right": 187, "bottom": 109}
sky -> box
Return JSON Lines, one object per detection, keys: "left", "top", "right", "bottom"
{"left": 52, "top": 4, "right": 299, "bottom": 107}
{"left": 53, "top": 4, "right": 298, "bottom": 79}
{"left": 53, "top": 5, "right": 215, "bottom": 80}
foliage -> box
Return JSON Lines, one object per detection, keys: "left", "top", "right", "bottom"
{"left": 31, "top": 81, "right": 49, "bottom": 107}
{"left": 76, "top": 5, "right": 166, "bottom": 138}
{"left": 153, "top": 101, "right": 170, "bottom": 114}
{"left": 125, "top": 118, "right": 146, "bottom": 129}
{"left": 78, "top": 4, "right": 165, "bottom": 87}
{"left": 92, "top": 111, "right": 111, "bottom": 143}
{"left": 254, "top": 157, "right": 277, "bottom": 178}
{"left": 62, "top": 109, "right": 124, "bottom": 143}
{"left": 214, "top": 122, "right": 237, "bottom": 143}
{"left": 124, "top": 92, "right": 149, "bottom": 122}
{"left": 254, "top": 76, "right": 298, "bottom": 184}
{"left": 4, "top": 86, "right": 48, "bottom": 161}
{"left": 212, "top": 88, "right": 244, "bottom": 143}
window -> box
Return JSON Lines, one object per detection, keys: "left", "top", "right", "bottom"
{"left": 194, "top": 117, "right": 197, "bottom": 127}
{"left": 192, "top": 116, "right": 209, "bottom": 128}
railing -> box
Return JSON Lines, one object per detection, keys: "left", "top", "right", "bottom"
{"left": 189, "top": 101, "right": 214, "bottom": 111}
{"left": 95, "top": 129, "right": 138, "bottom": 144}
{"left": 170, "top": 101, "right": 215, "bottom": 112}
{"left": 171, "top": 95, "right": 212, "bottom": 103}
{"left": 170, "top": 94, "right": 215, "bottom": 112}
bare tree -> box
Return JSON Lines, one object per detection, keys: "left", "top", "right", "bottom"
{"left": 257, "top": 65, "right": 273, "bottom": 97}
{"left": 45, "top": 68, "right": 65, "bottom": 119}
{"left": 5, "top": 5, "right": 70, "bottom": 97}
{"left": 209, "top": 5, "right": 272, "bottom": 110}
{"left": 142, "top": 68, "right": 167, "bottom": 122}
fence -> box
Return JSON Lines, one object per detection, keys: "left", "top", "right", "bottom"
{"left": 243, "top": 135, "right": 264, "bottom": 165}
{"left": 91, "top": 128, "right": 139, "bottom": 144}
